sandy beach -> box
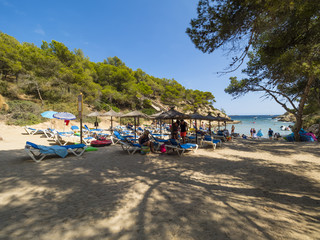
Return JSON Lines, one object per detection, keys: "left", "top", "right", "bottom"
{"left": 0, "top": 123, "right": 320, "bottom": 240}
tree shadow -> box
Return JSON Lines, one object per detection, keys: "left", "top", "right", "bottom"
{"left": 0, "top": 144, "right": 320, "bottom": 239}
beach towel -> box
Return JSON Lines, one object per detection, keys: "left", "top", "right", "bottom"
{"left": 37, "top": 145, "right": 68, "bottom": 158}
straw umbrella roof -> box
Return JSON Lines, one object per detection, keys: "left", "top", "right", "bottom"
{"left": 87, "top": 111, "right": 102, "bottom": 117}
{"left": 205, "top": 112, "right": 218, "bottom": 121}
{"left": 189, "top": 111, "right": 207, "bottom": 120}
{"left": 102, "top": 109, "right": 122, "bottom": 117}
{"left": 215, "top": 113, "right": 233, "bottom": 122}
{"left": 156, "top": 107, "right": 189, "bottom": 119}
{"left": 121, "top": 110, "right": 149, "bottom": 118}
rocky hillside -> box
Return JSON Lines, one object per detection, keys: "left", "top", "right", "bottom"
{"left": 273, "top": 112, "right": 296, "bottom": 122}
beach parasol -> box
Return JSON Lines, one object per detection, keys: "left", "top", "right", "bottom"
{"left": 215, "top": 113, "right": 233, "bottom": 130}
{"left": 205, "top": 112, "right": 218, "bottom": 136}
{"left": 41, "top": 111, "right": 58, "bottom": 128}
{"left": 189, "top": 111, "right": 207, "bottom": 143}
{"left": 53, "top": 112, "right": 76, "bottom": 120}
{"left": 41, "top": 111, "right": 58, "bottom": 119}
{"left": 156, "top": 107, "right": 189, "bottom": 138}
{"left": 156, "top": 107, "right": 189, "bottom": 120}
{"left": 53, "top": 112, "right": 76, "bottom": 131}
{"left": 102, "top": 109, "right": 122, "bottom": 131}
{"left": 87, "top": 111, "right": 102, "bottom": 129}
{"left": 122, "top": 110, "right": 149, "bottom": 139}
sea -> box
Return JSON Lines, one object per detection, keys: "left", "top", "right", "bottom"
{"left": 225, "top": 115, "right": 294, "bottom": 138}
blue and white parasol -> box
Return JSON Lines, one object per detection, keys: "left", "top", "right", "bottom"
{"left": 53, "top": 112, "right": 76, "bottom": 120}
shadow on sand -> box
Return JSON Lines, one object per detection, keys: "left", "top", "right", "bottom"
{"left": 0, "top": 142, "right": 320, "bottom": 239}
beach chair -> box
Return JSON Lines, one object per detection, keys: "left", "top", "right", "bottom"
{"left": 200, "top": 135, "right": 221, "bottom": 149}
{"left": 113, "top": 131, "right": 133, "bottom": 144}
{"left": 119, "top": 140, "right": 142, "bottom": 155}
{"left": 55, "top": 131, "right": 94, "bottom": 145}
{"left": 25, "top": 141, "right": 87, "bottom": 162}
{"left": 84, "top": 125, "right": 103, "bottom": 135}
{"left": 24, "top": 126, "right": 50, "bottom": 136}
{"left": 165, "top": 139, "right": 198, "bottom": 156}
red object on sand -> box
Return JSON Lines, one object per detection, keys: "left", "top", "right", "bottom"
{"left": 90, "top": 139, "right": 112, "bottom": 147}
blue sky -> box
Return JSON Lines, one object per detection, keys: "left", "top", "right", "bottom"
{"left": 0, "top": 0, "right": 285, "bottom": 115}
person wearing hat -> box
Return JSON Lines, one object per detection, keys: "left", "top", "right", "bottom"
{"left": 139, "top": 130, "right": 155, "bottom": 152}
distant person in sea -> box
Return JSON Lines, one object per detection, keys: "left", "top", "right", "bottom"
{"left": 180, "top": 119, "right": 188, "bottom": 144}
{"left": 231, "top": 125, "right": 235, "bottom": 135}
{"left": 268, "top": 128, "right": 274, "bottom": 140}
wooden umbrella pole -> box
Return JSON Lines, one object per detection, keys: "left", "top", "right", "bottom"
{"left": 195, "top": 119, "right": 198, "bottom": 144}
{"left": 111, "top": 116, "right": 113, "bottom": 133}
{"left": 134, "top": 117, "right": 137, "bottom": 140}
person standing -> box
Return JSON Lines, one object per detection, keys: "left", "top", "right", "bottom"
{"left": 231, "top": 125, "right": 235, "bottom": 135}
{"left": 171, "top": 120, "right": 180, "bottom": 139}
{"left": 257, "top": 129, "right": 263, "bottom": 139}
{"left": 250, "top": 128, "right": 253, "bottom": 138}
{"left": 180, "top": 119, "right": 188, "bottom": 144}
{"left": 252, "top": 128, "right": 257, "bottom": 138}
{"left": 268, "top": 128, "right": 274, "bottom": 140}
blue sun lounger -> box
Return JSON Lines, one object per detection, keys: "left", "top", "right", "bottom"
{"left": 25, "top": 141, "right": 87, "bottom": 162}
{"left": 165, "top": 139, "right": 198, "bottom": 156}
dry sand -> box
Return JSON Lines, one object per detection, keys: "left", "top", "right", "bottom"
{"left": 0, "top": 122, "right": 320, "bottom": 240}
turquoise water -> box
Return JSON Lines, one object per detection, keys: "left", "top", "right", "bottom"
{"left": 225, "top": 115, "right": 294, "bottom": 137}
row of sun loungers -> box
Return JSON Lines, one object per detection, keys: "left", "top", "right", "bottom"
{"left": 23, "top": 125, "right": 224, "bottom": 162}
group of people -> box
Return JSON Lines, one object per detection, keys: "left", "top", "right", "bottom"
{"left": 171, "top": 119, "right": 188, "bottom": 144}
{"left": 244, "top": 128, "right": 279, "bottom": 140}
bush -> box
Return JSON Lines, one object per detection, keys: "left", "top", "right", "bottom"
{"left": 5, "top": 100, "right": 43, "bottom": 125}
{"left": 141, "top": 108, "right": 156, "bottom": 115}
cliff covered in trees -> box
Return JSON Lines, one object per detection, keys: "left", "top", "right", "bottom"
{"left": 0, "top": 32, "right": 220, "bottom": 125}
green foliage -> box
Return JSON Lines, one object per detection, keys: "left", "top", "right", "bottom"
{"left": 5, "top": 100, "right": 43, "bottom": 125}
{"left": 188, "top": 0, "right": 320, "bottom": 140}
{"left": 141, "top": 108, "right": 157, "bottom": 115}
{"left": 0, "top": 32, "right": 217, "bottom": 125}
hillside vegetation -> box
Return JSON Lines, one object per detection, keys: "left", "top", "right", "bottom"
{"left": 0, "top": 32, "right": 217, "bottom": 125}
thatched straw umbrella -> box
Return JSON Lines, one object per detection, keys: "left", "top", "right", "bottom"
{"left": 189, "top": 111, "right": 207, "bottom": 143}
{"left": 121, "top": 110, "right": 149, "bottom": 139}
{"left": 156, "top": 107, "right": 189, "bottom": 138}
{"left": 102, "top": 109, "right": 122, "bottom": 132}
{"left": 87, "top": 111, "right": 102, "bottom": 129}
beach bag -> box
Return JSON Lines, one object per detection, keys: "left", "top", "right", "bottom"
{"left": 141, "top": 146, "right": 150, "bottom": 155}
{"left": 160, "top": 144, "right": 166, "bottom": 153}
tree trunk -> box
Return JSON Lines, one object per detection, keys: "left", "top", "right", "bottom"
{"left": 293, "top": 113, "right": 303, "bottom": 141}
{"left": 35, "top": 82, "right": 44, "bottom": 106}
{"left": 294, "top": 75, "right": 315, "bottom": 141}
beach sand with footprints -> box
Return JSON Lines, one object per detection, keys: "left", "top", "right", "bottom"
{"left": 0, "top": 122, "right": 320, "bottom": 239}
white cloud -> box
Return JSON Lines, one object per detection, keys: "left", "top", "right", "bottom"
{"left": 34, "top": 25, "right": 45, "bottom": 36}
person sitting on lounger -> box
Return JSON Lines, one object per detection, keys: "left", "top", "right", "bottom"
{"left": 139, "top": 130, "right": 155, "bottom": 152}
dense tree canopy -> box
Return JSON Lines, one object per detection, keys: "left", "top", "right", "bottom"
{"left": 0, "top": 32, "right": 216, "bottom": 117}
{"left": 187, "top": 0, "right": 320, "bottom": 140}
